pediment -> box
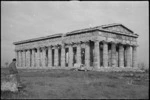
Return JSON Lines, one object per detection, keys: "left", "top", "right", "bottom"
{"left": 101, "top": 24, "right": 133, "bottom": 35}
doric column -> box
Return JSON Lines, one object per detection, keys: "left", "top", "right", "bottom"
{"left": 124, "top": 46, "right": 127, "bottom": 67}
{"left": 36, "top": 48, "right": 40, "bottom": 67}
{"left": 18, "top": 51, "right": 21, "bottom": 67}
{"left": 54, "top": 46, "right": 59, "bottom": 66}
{"left": 94, "top": 40, "right": 100, "bottom": 69}
{"left": 28, "top": 49, "right": 31, "bottom": 67}
{"left": 85, "top": 41, "right": 90, "bottom": 67}
{"left": 25, "top": 50, "right": 28, "bottom": 67}
{"left": 39, "top": 48, "right": 42, "bottom": 67}
{"left": 68, "top": 44, "right": 73, "bottom": 67}
{"left": 20, "top": 51, "right": 23, "bottom": 67}
{"left": 108, "top": 48, "right": 111, "bottom": 67}
{"left": 126, "top": 45, "right": 131, "bottom": 67}
{"left": 31, "top": 49, "right": 35, "bottom": 67}
{"left": 132, "top": 46, "right": 137, "bottom": 67}
{"left": 103, "top": 41, "right": 108, "bottom": 67}
{"left": 111, "top": 43, "right": 116, "bottom": 67}
{"left": 116, "top": 51, "right": 119, "bottom": 67}
{"left": 119, "top": 44, "right": 124, "bottom": 67}
{"left": 77, "top": 43, "right": 81, "bottom": 65}
{"left": 43, "top": 47, "right": 47, "bottom": 67}
{"left": 29, "top": 50, "right": 32, "bottom": 67}
{"left": 61, "top": 44, "right": 66, "bottom": 67}
{"left": 24, "top": 50, "right": 26, "bottom": 67}
{"left": 48, "top": 46, "right": 52, "bottom": 67}
{"left": 26, "top": 49, "right": 30, "bottom": 67}
{"left": 40, "top": 48, "right": 42, "bottom": 67}
{"left": 41, "top": 47, "right": 46, "bottom": 67}
{"left": 22, "top": 50, "right": 26, "bottom": 67}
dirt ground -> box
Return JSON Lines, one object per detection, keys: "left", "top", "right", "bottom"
{"left": 1, "top": 68, "right": 149, "bottom": 99}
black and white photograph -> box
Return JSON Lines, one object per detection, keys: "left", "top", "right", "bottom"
{"left": 1, "top": 1, "right": 149, "bottom": 99}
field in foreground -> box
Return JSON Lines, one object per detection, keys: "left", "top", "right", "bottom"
{"left": 1, "top": 68, "right": 149, "bottom": 99}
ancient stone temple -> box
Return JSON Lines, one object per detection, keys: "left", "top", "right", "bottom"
{"left": 13, "top": 23, "right": 139, "bottom": 71}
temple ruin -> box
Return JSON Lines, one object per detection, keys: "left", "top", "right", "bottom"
{"left": 13, "top": 23, "right": 139, "bottom": 71}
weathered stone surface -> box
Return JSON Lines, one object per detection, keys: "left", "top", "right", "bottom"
{"left": 48, "top": 46, "right": 52, "bottom": 67}
{"left": 54, "top": 47, "right": 59, "bottom": 66}
{"left": 102, "top": 25, "right": 133, "bottom": 35}
{"left": 126, "top": 45, "right": 131, "bottom": 67}
{"left": 94, "top": 40, "right": 100, "bottom": 69}
{"left": 132, "top": 46, "right": 137, "bottom": 68}
{"left": 18, "top": 51, "right": 21, "bottom": 67}
{"left": 85, "top": 42, "right": 90, "bottom": 67}
{"left": 23, "top": 50, "right": 26, "bottom": 67}
{"left": 111, "top": 43, "right": 116, "bottom": 67}
{"left": 119, "top": 44, "right": 124, "bottom": 67}
{"left": 103, "top": 41, "right": 108, "bottom": 67}
{"left": 61, "top": 44, "right": 65, "bottom": 67}
{"left": 69, "top": 45, "right": 73, "bottom": 67}
{"left": 13, "top": 23, "right": 139, "bottom": 72}
{"left": 116, "top": 51, "right": 119, "bottom": 67}
{"left": 77, "top": 44, "right": 81, "bottom": 65}
{"left": 31, "top": 49, "right": 35, "bottom": 67}
{"left": 36, "top": 48, "right": 40, "bottom": 67}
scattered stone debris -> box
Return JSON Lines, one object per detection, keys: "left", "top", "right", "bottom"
{"left": 71, "top": 63, "right": 88, "bottom": 71}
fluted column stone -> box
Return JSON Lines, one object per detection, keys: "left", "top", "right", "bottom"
{"left": 26, "top": 49, "right": 30, "bottom": 67}
{"left": 31, "top": 49, "right": 35, "bottom": 67}
{"left": 116, "top": 51, "right": 119, "bottom": 67}
{"left": 61, "top": 44, "right": 66, "bottom": 67}
{"left": 36, "top": 48, "right": 40, "bottom": 67}
{"left": 23, "top": 50, "right": 26, "bottom": 67}
{"left": 94, "top": 40, "right": 100, "bottom": 69}
{"left": 111, "top": 43, "right": 116, "bottom": 67}
{"left": 39, "top": 48, "right": 42, "bottom": 67}
{"left": 43, "top": 47, "right": 47, "bottom": 67}
{"left": 126, "top": 45, "right": 131, "bottom": 67}
{"left": 77, "top": 43, "right": 81, "bottom": 65}
{"left": 48, "top": 46, "right": 52, "bottom": 67}
{"left": 85, "top": 42, "right": 90, "bottom": 67}
{"left": 54, "top": 46, "right": 59, "bottom": 66}
{"left": 108, "top": 48, "right": 111, "bottom": 67}
{"left": 103, "top": 41, "right": 108, "bottom": 67}
{"left": 119, "top": 44, "right": 124, "bottom": 67}
{"left": 20, "top": 51, "right": 23, "bottom": 67}
{"left": 69, "top": 45, "right": 73, "bottom": 67}
{"left": 18, "top": 51, "right": 21, "bottom": 67}
{"left": 132, "top": 46, "right": 137, "bottom": 68}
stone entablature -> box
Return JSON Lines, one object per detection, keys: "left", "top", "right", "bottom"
{"left": 13, "top": 23, "right": 139, "bottom": 71}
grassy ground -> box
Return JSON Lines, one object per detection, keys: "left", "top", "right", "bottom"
{"left": 1, "top": 67, "right": 149, "bottom": 99}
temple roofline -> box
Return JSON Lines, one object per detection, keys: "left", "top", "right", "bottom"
{"left": 13, "top": 23, "right": 139, "bottom": 45}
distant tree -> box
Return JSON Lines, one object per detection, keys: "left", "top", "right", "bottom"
{"left": 138, "top": 62, "right": 147, "bottom": 71}
{"left": 5, "top": 62, "right": 9, "bottom": 67}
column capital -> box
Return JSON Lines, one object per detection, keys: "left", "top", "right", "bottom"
{"left": 110, "top": 41, "right": 117, "bottom": 44}
{"left": 118, "top": 43, "right": 123, "bottom": 46}
{"left": 22, "top": 49, "right": 27, "bottom": 51}
{"left": 61, "top": 43, "right": 65, "bottom": 48}
{"left": 84, "top": 40, "right": 90, "bottom": 44}
{"left": 53, "top": 45, "right": 60, "bottom": 49}
{"left": 48, "top": 45, "right": 53, "bottom": 48}
{"left": 94, "top": 39, "right": 100, "bottom": 43}
{"left": 36, "top": 47, "right": 41, "bottom": 50}
{"left": 101, "top": 40, "right": 108, "bottom": 44}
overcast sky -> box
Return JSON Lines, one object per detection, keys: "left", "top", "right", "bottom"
{"left": 1, "top": 1, "right": 149, "bottom": 67}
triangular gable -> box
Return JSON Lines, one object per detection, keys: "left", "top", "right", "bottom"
{"left": 101, "top": 24, "right": 133, "bottom": 35}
